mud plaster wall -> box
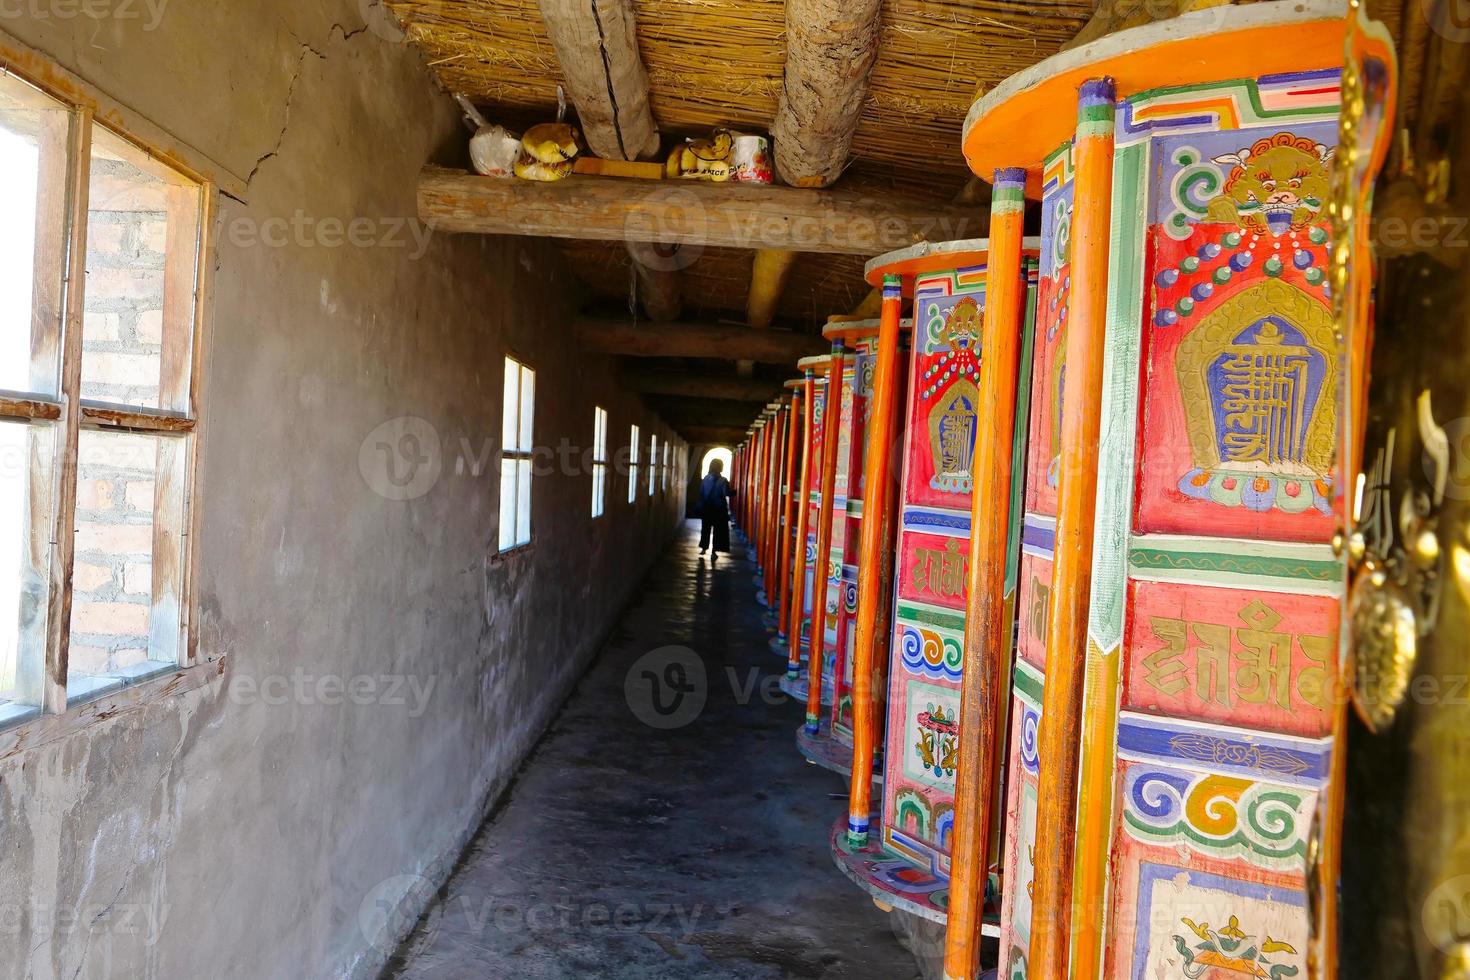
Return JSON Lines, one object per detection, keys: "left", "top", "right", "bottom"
{"left": 0, "top": 4, "right": 686, "bottom": 978}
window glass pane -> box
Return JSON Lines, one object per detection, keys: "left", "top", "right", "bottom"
{"left": 649, "top": 436, "right": 657, "bottom": 495}
{"left": 501, "top": 357, "right": 519, "bottom": 450}
{"left": 498, "top": 457, "right": 516, "bottom": 552}
{"left": 518, "top": 365, "right": 535, "bottom": 451}
{"left": 0, "top": 420, "right": 55, "bottom": 725}
{"left": 67, "top": 429, "right": 185, "bottom": 704}
{"left": 516, "top": 459, "right": 532, "bottom": 546}
{"left": 81, "top": 124, "right": 200, "bottom": 414}
{"left": 0, "top": 73, "right": 72, "bottom": 400}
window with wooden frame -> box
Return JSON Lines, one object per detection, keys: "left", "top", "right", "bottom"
{"left": 0, "top": 45, "right": 223, "bottom": 732}
{"left": 499, "top": 356, "right": 534, "bottom": 553}
{"left": 627, "top": 425, "right": 639, "bottom": 505}
{"left": 590, "top": 406, "right": 607, "bottom": 519}
{"left": 648, "top": 434, "right": 658, "bottom": 497}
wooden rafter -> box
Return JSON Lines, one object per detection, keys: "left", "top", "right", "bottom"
{"left": 419, "top": 168, "right": 979, "bottom": 254}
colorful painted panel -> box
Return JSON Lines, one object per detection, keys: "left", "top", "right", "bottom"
{"left": 1000, "top": 143, "right": 1072, "bottom": 978}
{"left": 1123, "top": 579, "right": 1338, "bottom": 738}
{"left": 898, "top": 529, "right": 970, "bottom": 610}
{"left": 904, "top": 267, "right": 987, "bottom": 511}
{"left": 1064, "top": 71, "right": 1347, "bottom": 980}
{"left": 1016, "top": 538, "right": 1054, "bottom": 672}
{"left": 999, "top": 657, "right": 1043, "bottom": 977}
{"left": 1023, "top": 142, "right": 1073, "bottom": 521}
{"left": 882, "top": 266, "right": 987, "bottom": 874}
{"left": 1135, "top": 120, "right": 1341, "bottom": 542}
{"left": 1105, "top": 709, "right": 1327, "bottom": 978}
{"left": 832, "top": 336, "right": 905, "bottom": 743}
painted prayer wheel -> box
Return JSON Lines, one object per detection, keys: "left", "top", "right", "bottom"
{"left": 830, "top": 239, "right": 1039, "bottom": 924}
{"left": 797, "top": 315, "right": 913, "bottom": 780}
{"left": 958, "top": 2, "right": 1372, "bottom": 975}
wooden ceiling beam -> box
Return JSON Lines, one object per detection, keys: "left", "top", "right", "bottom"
{"left": 419, "top": 167, "right": 978, "bottom": 254}
{"left": 533, "top": 0, "right": 680, "bottom": 321}
{"left": 576, "top": 316, "right": 825, "bottom": 364}
{"left": 625, "top": 369, "right": 782, "bottom": 402}
{"left": 752, "top": 0, "right": 883, "bottom": 343}
{"left": 534, "top": 0, "right": 658, "bottom": 161}
{"left": 771, "top": 0, "right": 883, "bottom": 188}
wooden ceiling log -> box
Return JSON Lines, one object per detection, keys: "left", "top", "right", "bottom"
{"left": 771, "top": 0, "right": 883, "bottom": 188}
{"left": 576, "top": 317, "right": 825, "bottom": 363}
{"left": 626, "top": 370, "right": 782, "bottom": 402}
{"left": 419, "top": 167, "right": 978, "bottom": 254}
{"left": 532, "top": 0, "right": 680, "bottom": 319}
{"left": 534, "top": 0, "right": 659, "bottom": 161}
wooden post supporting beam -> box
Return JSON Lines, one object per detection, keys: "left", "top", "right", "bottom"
{"left": 534, "top": 0, "right": 659, "bottom": 161}
{"left": 747, "top": 250, "right": 799, "bottom": 328}
{"left": 626, "top": 370, "right": 781, "bottom": 402}
{"left": 576, "top": 317, "right": 826, "bottom": 364}
{"left": 419, "top": 168, "right": 978, "bottom": 253}
{"left": 771, "top": 0, "right": 882, "bottom": 188}
{"left": 1027, "top": 79, "right": 1116, "bottom": 977}
{"left": 742, "top": 248, "right": 800, "bottom": 377}
{"left": 845, "top": 274, "right": 904, "bottom": 845}
{"left": 942, "top": 169, "right": 1028, "bottom": 980}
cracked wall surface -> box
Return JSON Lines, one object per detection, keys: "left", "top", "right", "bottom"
{"left": 0, "top": 4, "right": 684, "bottom": 979}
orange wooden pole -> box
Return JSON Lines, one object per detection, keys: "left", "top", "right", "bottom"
{"left": 764, "top": 405, "right": 786, "bottom": 597}
{"left": 752, "top": 426, "right": 764, "bottom": 552}
{"left": 736, "top": 446, "right": 746, "bottom": 531}
{"left": 756, "top": 414, "right": 773, "bottom": 569}
{"left": 777, "top": 389, "right": 804, "bottom": 642}
{"left": 774, "top": 404, "right": 791, "bottom": 586}
{"left": 787, "top": 372, "right": 818, "bottom": 676}
{"left": 845, "top": 274, "right": 904, "bottom": 843}
{"left": 1027, "top": 78, "right": 1115, "bottom": 977}
{"left": 942, "top": 169, "right": 1029, "bottom": 980}
{"left": 806, "top": 345, "right": 847, "bottom": 730}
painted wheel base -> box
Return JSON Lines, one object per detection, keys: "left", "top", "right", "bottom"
{"left": 829, "top": 817, "right": 1002, "bottom": 934}
{"left": 795, "top": 720, "right": 882, "bottom": 785}
{"left": 778, "top": 671, "right": 835, "bottom": 707}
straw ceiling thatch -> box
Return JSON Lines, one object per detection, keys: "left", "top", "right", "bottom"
{"left": 383, "top": 0, "right": 1081, "bottom": 328}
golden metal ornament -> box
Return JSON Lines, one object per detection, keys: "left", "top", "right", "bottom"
{"left": 1345, "top": 393, "right": 1447, "bottom": 733}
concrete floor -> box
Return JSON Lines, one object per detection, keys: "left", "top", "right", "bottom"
{"left": 383, "top": 521, "right": 922, "bottom": 980}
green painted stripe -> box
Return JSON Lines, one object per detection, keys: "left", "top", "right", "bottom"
{"left": 895, "top": 602, "right": 965, "bottom": 633}
{"left": 1005, "top": 260, "right": 1039, "bottom": 598}
{"left": 992, "top": 185, "right": 1027, "bottom": 214}
{"left": 1127, "top": 77, "right": 1339, "bottom": 126}
{"left": 1128, "top": 546, "right": 1342, "bottom": 583}
{"left": 1085, "top": 139, "right": 1148, "bottom": 653}
{"left": 1013, "top": 658, "right": 1044, "bottom": 707}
